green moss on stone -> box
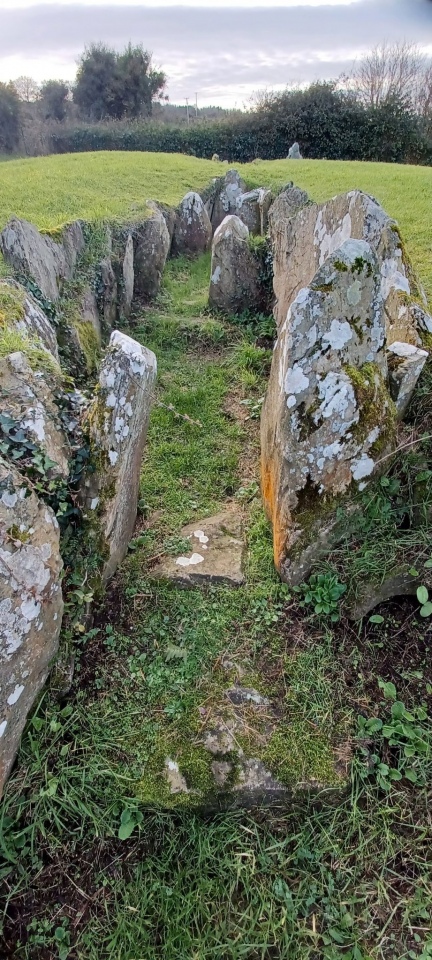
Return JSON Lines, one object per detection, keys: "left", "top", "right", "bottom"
{"left": 0, "top": 284, "right": 26, "bottom": 326}
{"left": 74, "top": 319, "right": 101, "bottom": 374}
{"left": 261, "top": 722, "right": 341, "bottom": 788}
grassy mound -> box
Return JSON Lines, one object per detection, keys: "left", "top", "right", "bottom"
{"left": 0, "top": 152, "right": 431, "bottom": 297}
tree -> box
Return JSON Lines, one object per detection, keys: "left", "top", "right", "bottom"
{"left": 13, "top": 76, "right": 40, "bottom": 103}
{"left": 40, "top": 80, "right": 69, "bottom": 122}
{"left": 73, "top": 43, "right": 166, "bottom": 121}
{"left": 352, "top": 41, "right": 426, "bottom": 110}
{"left": 0, "top": 82, "right": 21, "bottom": 152}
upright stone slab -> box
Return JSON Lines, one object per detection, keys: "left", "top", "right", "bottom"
{"left": 0, "top": 279, "right": 60, "bottom": 363}
{"left": 204, "top": 170, "right": 247, "bottom": 232}
{"left": 0, "top": 458, "right": 63, "bottom": 796}
{"left": 83, "top": 331, "right": 157, "bottom": 584}
{"left": 235, "top": 188, "right": 273, "bottom": 236}
{"left": 287, "top": 141, "right": 302, "bottom": 159}
{"left": 271, "top": 188, "right": 430, "bottom": 347}
{"left": 0, "top": 353, "right": 70, "bottom": 479}
{"left": 133, "top": 203, "right": 170, "bottom": 300}
{"left": 172, "top": 192, "right": 212, "bottom": 256}
{"left": 261, "top": 238, "right": 420, "bottom": 584}
{"left": 1, "top": 217, "right": 68, "bottom": 302}
{"left": 209, "top": 215, "right": 260, "bottom": 315}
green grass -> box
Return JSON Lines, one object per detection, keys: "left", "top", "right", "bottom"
{"left": 0, "top": 152, "right": 430, "bottom": 298}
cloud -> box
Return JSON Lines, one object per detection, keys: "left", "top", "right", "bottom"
{"left": 1, "top": 0, "right": 431, "bottom": 106}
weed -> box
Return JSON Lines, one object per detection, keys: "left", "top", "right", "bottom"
{"left": 295, "top": 572, "right": 347, "bottom": 621}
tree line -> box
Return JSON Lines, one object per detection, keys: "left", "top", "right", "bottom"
{"left": 1, "top": 41, "right": 432, "bottom": 165}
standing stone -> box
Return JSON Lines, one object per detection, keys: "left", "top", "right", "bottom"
{"left": 0, "top": 279, "right": 60, "bottom": 363}
{"left": 387, "top": 342, "right": 428, "bottom": 418}
{"left": 0, "top": 458, "right": 63, "bottom": 797}
{"left": 287, "top": 142, "right": 302, "bottom": 159}
{"left": 268, "top": 183, "right": 309, "bottom": 235}
{"left": 83, "top": 330, "right": 157, "bottom": 584}
{"left": 204, "top": 170, "right": 247, "bottom": 232}
{"left": 0, "top": 217, "right": 67, "bottom": 302}
{"left": 235, "top": 189, "right": 273, "bottom": 235}
{"left": 209, "top": 215, "right": 260, "bottom": 315}
{"left": 122, "top": 233, "right": 135, "bottom": 318}
{"left": 133, "top": 203, "right": 171, "bottom": 300}
{"left": 97, "top": 258, "right": 118, "bottom": 333}
{"left": 61, "top": 221, "right": 85, "bottom": 277}
{"left": 271, "top": 189, "right": 430, "bottom": 347}
{"left": 172, "top": 192, "right": 212, "bottom": 256}
{"left": 261, "top": 239, "right": 406, "bottom": 584}
{"left": 0, "top": 353, "right": 70, "bottom": 479}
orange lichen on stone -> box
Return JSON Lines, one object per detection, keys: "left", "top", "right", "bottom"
{"left": 261, "top": 454, "right": 289, "bottom": 569}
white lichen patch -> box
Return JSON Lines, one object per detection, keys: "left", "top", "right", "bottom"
{"left": 7, "top": 684, "right": 24, "bottom": 706}
{"left": 351, "top": 455, "right": 375, "bottom": 481}
{"left": 176, "top": 553, "right": 205, "bottom": 567}
{"left": 322, "top": 319, "right": 353, "bottom": 351}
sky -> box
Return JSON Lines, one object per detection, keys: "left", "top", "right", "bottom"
{"left": 1, "top": 0, "right": 432, "bottom": 108}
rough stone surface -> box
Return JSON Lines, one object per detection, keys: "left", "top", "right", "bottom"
{"left": 0, "top": 353, "right": 70, "bottom": 479}
{"left": 121, "top": 233, "right": 135, "bottom": 318}
{"left": 0, "top": 457, "right": 63, "bottom": 797}
{"left": 133, "top": 203, "right": 171, "bottom": 300}
{"left": 268, "top": 183, "right": 309, "bottom": 236}
{"left": 388, "top": 341, "right": 428, "bottom": 418}
{"left": 97, "top": 259, "right": 118, "bottom": 333}
{"left": 204, "top": 170, "right": 247, "bottom": 232}
{"left": 261, "top": 238, "right": 404, "bottom": 584}
{"left": 348, "top": 567, "right": 423, "bottom": 620}
{"left": 161, "top": 680, "right": 341, "bottom": 808}
{"left": 271, "top": 189, "right": 427, "bottom": 346}
{"left": 83, "top": 330, "right": 157, "bottom": 584}
{"left": 235, "top": 188, "right": 273, "bottom": 235}
{"left": 172, "top": 192, "right": 212, "bottom": 256}
{"left": 0, "top": 217, "right": 68, "bottom": 302}
{"left": 287, "top": 141, "right": 302, "bottom": 159}
{"left": 61, "top": 221, "right": 85, "bottom": 277}
{"left": 209, "top": 215, "right": 260, "bottom": 315}
{"left": 0, "top": 279, "right": 60, "bottom": 363}
{"left": 154, "top": 510, "right": 245, "bottom": 586}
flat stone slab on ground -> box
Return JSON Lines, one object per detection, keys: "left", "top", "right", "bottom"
{"left": 154, "top": 510, "right": 245, "bottom": 586}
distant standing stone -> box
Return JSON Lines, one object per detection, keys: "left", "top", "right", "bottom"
{"left": 287, "top": 142, "right": 302, "bottom": 159}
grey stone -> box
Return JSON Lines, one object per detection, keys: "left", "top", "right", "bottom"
{"left": 82, "top": 330, "right": 157, "bottom": 584}
{"left": 348, "top": 567, "right": 422, "bottom": 620}
{"left": 287, "top": 141, "right": 302, "bottom": 159}
{"left": 0, "top": 457, "right": 63, "bottom": 797}
{"left": 0, "top": 279, "right": 60, "bottom": 363}
{"left": 208, "top": 215, "right": 260, "bottom": 315}
{"left": 268, "top": 184, "right": 309, "bottom": 235}
{"left": 172, "top": 192, "right": 212, "bottom": 256}
{"left": 154, "top": 510, "right": 245, "bottom": 586}
{"left": 388, "top": 341, "right": 428, "bottom": 418}
{"left": 122, "top": 233, "right": 134, "bottom": 318}
{"left": 261, "top": 238, "right": 400, "bottom": 585}
{"left": 271, "top": 188, "right": 426, "bottom": 346}
{"left": 0, "top": 217, "right": 68, "bottom": 302}
{"left": 204, "top": 169, "right": 247, "bottom": 232}
{"left": 61, "top": 221, "right": 85, "bottom": 277}
{"left": 97, "top": 258, "right": 118, "bottom": 333}
{"left": 0, "top": 353, "right": 70, "bottom": 479}
{"left": 133, "top": 202, "right": 171, "bottom": 300}
{"left": 235, "top": 188, "right": 273, "bottom": 235}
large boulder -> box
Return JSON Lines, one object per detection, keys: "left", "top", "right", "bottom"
{"left": 209, "top": 215, "right": 260, "bottom": 315}
{"left": 261, "top": 236, "right": 428, "bottom": 585}
{"left": 268, "top": 183, "right": 309, "bottom": 235}
{"left": 0, "top": 353, "right": 70, "bottom": 479}
{"left": 0, "top": 457, "right": 63, "bottom": 797}
{"left": 0, "top": 279, "right": 60, "bottom": 364}
{"left": 172, "top": 192, "right": 212, "bottom": 256}
{"left": 235, "top": 188, "right": 273, "bottom": 235}
{"left": 82, "top": 330, "right": 157, "bottom": 584}
{"left": 133, "top": 203, "right": 171, "bottom": 300}
{"left": 0, "top": 217, "right": 84, "bottom": 303}
{"left": 203, "top": 170, "right": 247, "bottom": 232}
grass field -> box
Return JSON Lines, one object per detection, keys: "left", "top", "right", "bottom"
{"left": 1, "top": 153, "right": 432, "bottom": 958}
{"left": 0, "top": 151, "right": 431, "bottom": 299}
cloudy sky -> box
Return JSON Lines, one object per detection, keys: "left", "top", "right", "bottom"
{"left": 1, "top": 0, "right": 432, "bottom": 107}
